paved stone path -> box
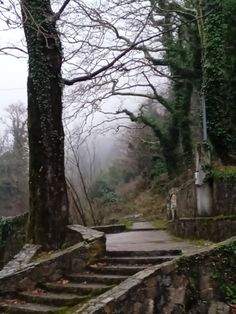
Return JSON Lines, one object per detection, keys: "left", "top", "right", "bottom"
{"left": 106, "top": 221, "right": 206, "bottom": 254}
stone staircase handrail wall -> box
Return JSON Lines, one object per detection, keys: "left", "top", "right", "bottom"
{"left": 77, "top": 236, "right": 236, "bottom": 314}
{"left": 0, "top": 225, "right": 105, "bottom": 293}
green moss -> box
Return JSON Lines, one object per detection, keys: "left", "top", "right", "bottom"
{"left": 211, "top": 166, "right": 236, "bottom": 180}
{"left": 190, "top": 239, "right": 213, "bottom": 246}
{"left": 120, "top": 219, "right": 133, "bottom": 229}
{"left": 167, "top": 229, "right": 212, "bottom": 246}
{"left": 125, "top": 220, "right": 133, "bottom": 229}
{"left": 55, "top": 303, "right": 86, "bottom": 314}
{"left": 211, "top": 240, "right": 236, "bottom": 304}
{"left": 169, "top": 235, "right": 185, "bottom": 242}
{"left": 153, "top": 219, "right": 167, "bottom": 229}
{"left": 34, "top": 251, "right": 51, "bottom": 261}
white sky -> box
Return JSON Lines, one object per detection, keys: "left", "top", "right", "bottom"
{"left": 0, "top": 3, "right": 166, "bottom": 137}
{"left": 0, "top": 19, "right": 27, "bottom": 120}
{"left": 0, "top": 57, "right": 27, "bottom": 108}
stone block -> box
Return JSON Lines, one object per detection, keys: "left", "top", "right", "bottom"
{"left": 200, "top": 288, "right": 214, "bottom": 301}
{"left": 161, "top": 263, "right": 175, "bottom": 274}
{"left": 200, "top": 274, "right": 212, "bottom": 290}
{"left": 18, "top": 276, "right": 35, "bottom": 291}
{"left": 71, "top": 258, "right": 87, "bottom": 272}
{"left": 133, "top": 302, "right": 143, "bottom": 314}
{"left": 169, "top": 286, "right": 186, "bottom": 304}
{"left": 208, "top": 302, "right": 230, "bottom": 314}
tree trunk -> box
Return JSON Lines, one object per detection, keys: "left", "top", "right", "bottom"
{"left": 21, "top": 0, "right": 69, "bottom": 250}
{"left": 199, "top": 0, "right": 236, "bottom": 163}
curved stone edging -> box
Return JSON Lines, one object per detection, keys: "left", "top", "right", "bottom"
{"left": 0, "top": 225, "right": 105, "bottom": 293}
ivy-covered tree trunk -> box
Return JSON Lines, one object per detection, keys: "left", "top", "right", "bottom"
{"left": 141, "top": 116, "right": 180, "bottom": 178}
{"left": 21, "top": 0, "right": 69, "bottom": 250}
{"left": 200, "top": 0, "right": 236, "bottom": 163}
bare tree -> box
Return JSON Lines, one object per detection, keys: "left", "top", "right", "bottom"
{"left": 0, "top": 0, "right": 203, "bottom": 248}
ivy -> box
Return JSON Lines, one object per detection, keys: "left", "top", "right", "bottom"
{"left": 212, "top": 240, "right": 236, "bottom": 304}
{"left": 211, "top": 166, "right": 236, "bottom": 180}
{"left": 201, "top": 0, "right": 236, "bottom": 163}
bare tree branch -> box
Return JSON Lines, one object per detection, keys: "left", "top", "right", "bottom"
{"left": 54, "top": 0, "right": 71, "bottom": 21}
{"left": 116, "top": 108, "right": 163, "bottom": 140}
{"left": 142, "top": 72, "right": 173, "bottom": 113}
{"left": 64, "top": 32, "right": 169, "bottom": 85}
{"left": 0, "top": 46, "right": 27, "bottom": 58}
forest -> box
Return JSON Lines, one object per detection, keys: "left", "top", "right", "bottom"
{"left": 0, "top": 0, "right": 236, "bottom": 250}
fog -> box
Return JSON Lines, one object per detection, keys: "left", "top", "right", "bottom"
{"left": 0, "top": 1, "right": 167, "bottom": 173}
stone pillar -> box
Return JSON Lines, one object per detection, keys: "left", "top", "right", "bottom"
{"left": 195, "top": 142, "right": 213, "bottom": 216}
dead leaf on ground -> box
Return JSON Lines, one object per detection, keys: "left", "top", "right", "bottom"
{"left": 91, "top": 262, "right": 107, "bottom": 268}
{"left": 30, "top": 288, "right": 44, "bottom": 295}
{"left": 7, "top": 299, "right": 26, "bottom": 305}
{"left": 57, "top": 279, "right": 69, "bottom": 285}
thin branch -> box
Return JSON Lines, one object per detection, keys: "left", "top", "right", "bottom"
{"left": 66, "top": 177, "right": 87, "bottom": 226}
{"left": 117, "top": 108, "right": 163, "bottom": 140}
{"left": 63, "top": 33, "right": 168, "bottom": 85}
{"left": 113, "top": 91, "right": 158, "bottom": 101}
{"left": 0, "top": 46, "right": 27, "bottom": 58}
{"left": 54, "top": 0, "right": 71, "bottom": 21}
{"left": 142, "top": 72, "right": 173, "bottom": 113}
{"left": 116, "top": 109, "right": 139, "bottom": 122}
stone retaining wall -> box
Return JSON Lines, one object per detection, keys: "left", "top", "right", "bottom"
{"left": 77, "top": 237, "right": 236, "bottom": 314}
{"left": 175, "top": 180, "right": 197, "bottom": 218}
{"left": 0, "top": 225, "right": 105, "bottom": 293}
{"left": 0, "top": 213, "right": 27, "bottom": 269}
{"left": 174, "top": 176, "right": 236, "bottom": 218}
{"left": 213, "top": 177, "right": 236, "bottom": 216}
{"left": 168, "top": 216, "right": 236, "bottom": 242}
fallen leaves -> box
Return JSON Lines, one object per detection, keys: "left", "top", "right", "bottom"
{"left": 6, "top": 299, "right": 26, "bottom": 305}
{"left": 30, "top": 288, "right": 44, "bottom": 295}
{"left": 91, "top": 262, "right": 107, "bottom": 268}
{"left": 56, "top": 279, "right": 69, "bottom": 285}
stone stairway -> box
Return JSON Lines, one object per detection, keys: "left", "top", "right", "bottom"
{"left": 0, "top": 249, "right": 181, "bottom": 313}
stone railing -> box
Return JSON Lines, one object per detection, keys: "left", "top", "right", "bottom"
{"left": 0, "top": 225, "right": 105, "bottom": 293}
{"left": 0, "top": 213, "right": 28, "bottom": 269}
{"left": 77, "top": 237, "right": 236, "bottom": 314}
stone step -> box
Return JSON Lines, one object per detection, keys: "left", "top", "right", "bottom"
{"left": 128, "top": 222, "right": 157, "bottom": 231}
{"left": 19, "top": 291, "right": 87, "bottom": 307}
{"left": 127, "top": 228, "right": 158, "bottom": 232}
{"left": 99, "top": 256, "right": 174, "bottom": 265}
{"left": 0, "top": 301, "right": 59, "bottom": 313}
{"left": 88, "top": 264, "right": 148, "bottom": 276}
{"left": 44, "top": 282, "right": 110, "bottom": 295}
{"left": 106, "top": 250, "right": 182, "bottom": 257}
{"left": 67, "top": 273, "right": 128, "bottom": 285}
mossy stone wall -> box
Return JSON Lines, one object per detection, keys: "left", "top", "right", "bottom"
{"left": 0, "top": 213, "right": 27, "bottom": 269}
{"left": 168, "top": 216, "right": 236, "bottom": 242}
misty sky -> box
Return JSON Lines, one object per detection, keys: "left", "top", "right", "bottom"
{"left": 0, "top": 20, "right": 27, "bottom": 120}
{"left": 0, "top": 8, "right": 165, "bottom": 136}
{"left": 0, "top": 57, "right": 27, "bottom": 107}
